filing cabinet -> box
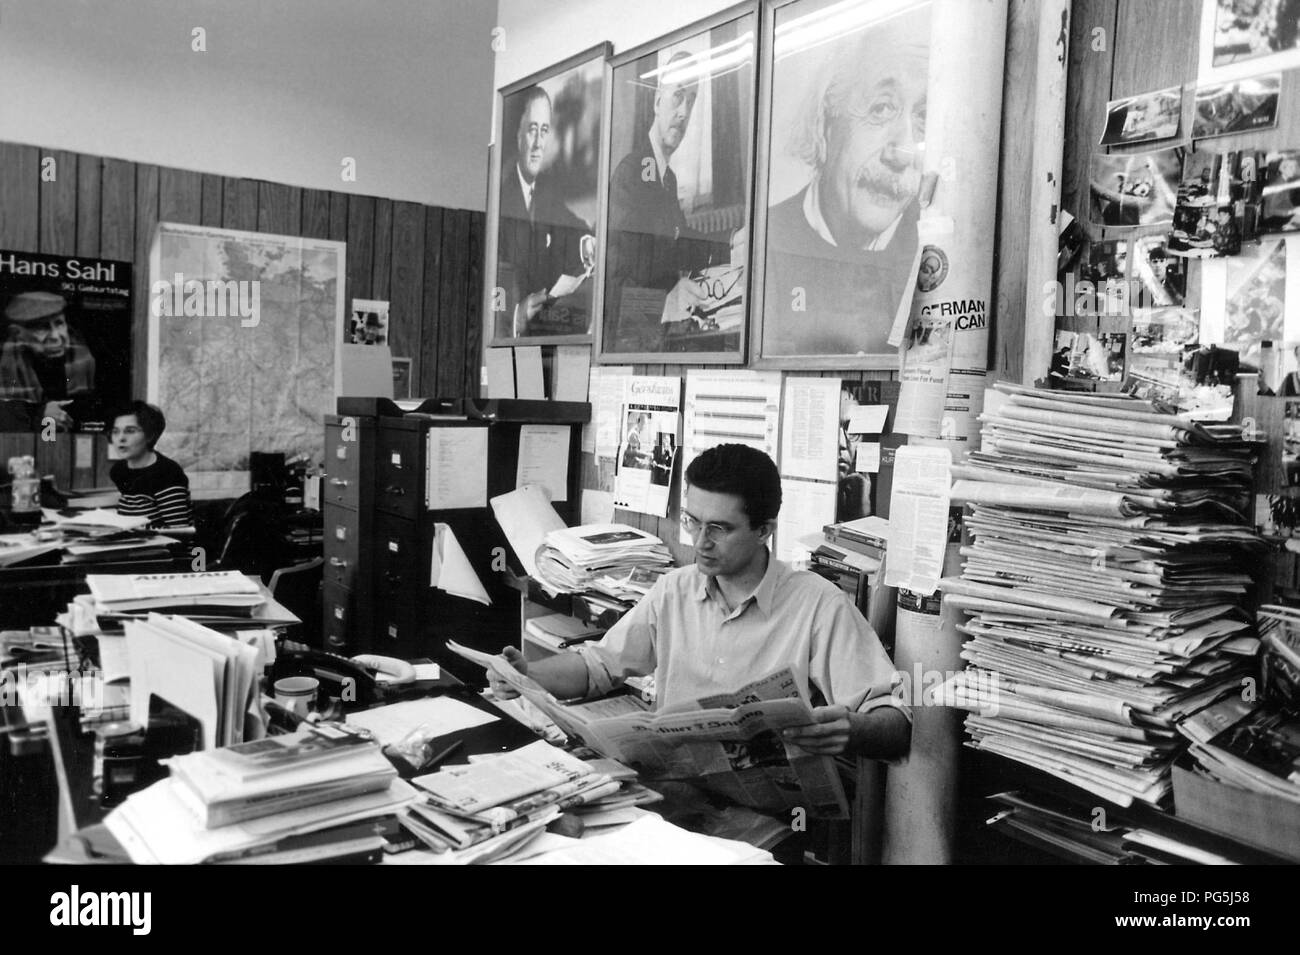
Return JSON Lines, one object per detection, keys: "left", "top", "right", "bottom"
{"left": 324, "top": 398, "right": 590, "bottom": 674}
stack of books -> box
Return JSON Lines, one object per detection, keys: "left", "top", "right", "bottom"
{"left": 533, "top": 524, "right": 672, "bottom": 597}
{"left": 165, "top": 724, "right": 398, "bottom": 828}
{"left": 401, "top": 740, "right": 624, "bottom": 862}
{"left": 941, "top": 383, "right": 1262, "bottom": 809}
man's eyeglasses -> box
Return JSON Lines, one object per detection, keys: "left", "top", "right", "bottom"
{"left": 679, "top": 511, "right": 736, "bottom": 543}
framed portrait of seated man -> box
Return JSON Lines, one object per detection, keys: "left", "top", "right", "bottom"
{"left": 594, "top": 3, "right": 759, "bottom": 364}
{"left": 752, "top": 0, "right": 933, "bottom": 368}
{"left": 485, "top": 43, "right": 611, "bottom": 345}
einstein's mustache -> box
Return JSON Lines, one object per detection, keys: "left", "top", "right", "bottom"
{"left": 856, "top": 163, "right": 919, "bottom": 200}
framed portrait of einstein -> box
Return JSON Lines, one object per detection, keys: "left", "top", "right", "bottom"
{"left": 593, "top": 3, "right": 759, "bottom": 364}
{"left": 484, "top": 43, "right": 612, "bottom": 346}
{"left": 752, "top": 0, "right": 932, "bottom": 368}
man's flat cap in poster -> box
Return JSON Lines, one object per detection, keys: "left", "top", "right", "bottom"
{"left": 4, "top": 291, "right": 67, "bottom": 324}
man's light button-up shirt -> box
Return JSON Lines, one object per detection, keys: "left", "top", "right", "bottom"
{"left": 576, "top": 556, "right": 909, "bottom": 720}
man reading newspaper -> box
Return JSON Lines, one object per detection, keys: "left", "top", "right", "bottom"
{"left": 489, "top": 444, "right": 910, "bottom": 848}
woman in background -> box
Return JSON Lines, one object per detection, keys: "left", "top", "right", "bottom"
{"left": 109, "top": 400, "right": 192, "bottom": 528}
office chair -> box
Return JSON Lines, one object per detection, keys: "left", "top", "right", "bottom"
{"left": 268, "top": 556, "right": 324, "bottom": 647}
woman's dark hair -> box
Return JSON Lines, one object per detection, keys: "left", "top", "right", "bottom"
{"left": 684, "top": 444, "right": 781, "bottom": 527}
{"left": 114, "top": 400, "right": 166, "bottom": 449}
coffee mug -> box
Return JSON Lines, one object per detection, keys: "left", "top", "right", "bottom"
{"left": 273, "top": 675, "right": 320, "bottom": 719}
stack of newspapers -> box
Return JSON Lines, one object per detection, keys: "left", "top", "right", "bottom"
{"left": 533, "top": 523, "right": 672, "bottom": 596}
{"left": 940, "top": 383, "right": 1262, "bottom": 808}
{"left": 402, "top": 740, "right": 625, "bottom": 862}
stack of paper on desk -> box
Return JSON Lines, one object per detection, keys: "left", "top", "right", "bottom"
{"left": 533, "top": 523, "right": 672, "bottom": 596}
{"left": 402, "top": 740, "right": 622, "bottom": 861}
{"left": 124, "top": 613, "right": 262, "bottom": 749}
{"left": 942, "top": 384, "right": 1263, "bottom": 809}
{"left": 86, "top": 570, "right": 299, "bottom": 628}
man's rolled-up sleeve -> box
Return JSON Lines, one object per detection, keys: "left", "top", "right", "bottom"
{"left": 811, "top": 593, "right": 911, "bottom": 723}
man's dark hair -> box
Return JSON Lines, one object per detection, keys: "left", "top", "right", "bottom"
{"left": 516, "top": 86, "right": 551, "bottom": 130}
{"left": 115, "top": 400, "right": 166, "bottom": 449}
{"left": 684, "top": 444, "right": 781, "bottom": 527}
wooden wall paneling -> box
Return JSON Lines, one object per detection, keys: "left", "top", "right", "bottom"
{"left": 345, "top": 195, "right": 376, "bottom": 319}
{"left": 0, "top": 142, "right": 40, "bottom": 249}
{"left": 1061, "top": 0, "right": 1118, "bottom": 237}
{"left": 221, "top": 177, "right": 259, "bottom": 233}
{"left": 370, "top": 198, "right": 394, "bottom": 302}
{"left": 419, "top": 206, "right": 445, "bottom": 397}
{"left": 257, "top": 181, "right": 301, "bottom": 236}
{"left": 38, "top": 149, "right": 79, "bottom": 256}
{"left": 1109, "top": 0, "right": 1200, "bottom": 100}
{"left": 328, "top": 192, "right": 349, "bottom": 244}
{"left": 300, "top": 189, "right": 333, "bottom": 241}
{"left": 199, "top": 174, "right": 224, "bottom": 228}
{"left": 436, "top": 209, "right": 471, "bottom": 397}
{"left": 76, "top": 154, "right": 102, "bottom": 256}
{"left": 158, "top": 166, "right": 202, "bottom": 226}
{"left": 991, "top": 0, "right": 1039, "bottom": 384}
{"left": 387, "top": 201, "right": 425, "bottom": 379}
{"left": 131, "top": 165, "right": 160, "bottom": 400}
{"left": 0, "top": 433, "right": 36, "bottom": 475}
{"left": 98, "top": 158, "right": 136, "bottom": 262}
{"left": 464, "top": 211, "right": 485, "bottom": 398}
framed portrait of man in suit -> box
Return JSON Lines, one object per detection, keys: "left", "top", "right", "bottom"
{"left": 594, "top": 3, "right": 759, "bottom": 364}
{"left": 752, "top": 0, "right": 933, "bottom": 368}
{"left": 485, "top": 43, "right": 612, "bottom": 345}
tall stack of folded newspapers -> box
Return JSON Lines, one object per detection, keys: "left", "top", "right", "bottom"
{"left": 533, "top": 523, "right": 672, "bottom": 596}
{"left": 941, "top": 383, "right": 1262, "bottom": 808}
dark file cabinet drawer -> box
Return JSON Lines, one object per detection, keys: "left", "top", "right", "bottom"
{"left": 321, "top": 581, "right": 355, "bottom": 653}
{"left": 323, "top": 503, "right": 363, "bottom": 590}
{"left": 374, "top": 512, "right": 426, "bottom": 595}
{"left": 375, "top": 424, "right": 423, "bottom": 520}
{"left": 324, "top": 417, "right": 373, "bottom": 510}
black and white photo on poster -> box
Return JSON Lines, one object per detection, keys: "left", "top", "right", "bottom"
{"left": 1051, "top": 320, "right": 1127, "bottom": 384}
{"left": 1210, "top": 0, "right": 1300, "bottom": 68}
{"left": 1262, "top": 148, "right": 1300, "bottom": 233}
{"left": 349, "top": 298, "right": 389, "bottom": 345}
{"left": 598, "top": 8, "right": 757, "bottom": 361}
{"left": 836, "top": 379, "right": 898, "bottom": 523}
{"left": 1222, "top": 238, "right": 1290, "bottom": 365}
{"left": 1099, "top": 85, "right": 1183, "bottom": 146}
{"left": 1169, "top": 148, "right": 1264, "bottom": 257}
{"left": 755, "top": 0, "right": 931, "bottom": 364}
{"left": 1191, "top": 73, "right": 1281, "bottom": 138}
{"left": 0, "top": 249, "right": 132, "bottom": 433}
{"left": 1132, "top": 236, "right": 1188, "bottom": 307}
{"left": 488, "top": 44, "right": 609, "bottom": 344}
{"left": 1088, "top": 146, "right": 1182, "bottom": 227}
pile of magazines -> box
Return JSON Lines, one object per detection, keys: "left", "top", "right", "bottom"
{"left": 941, "top": 383, "right": 1263, "bottom": 808}
{"left": 533, "top": 523, "right": 672, "bottom": 596}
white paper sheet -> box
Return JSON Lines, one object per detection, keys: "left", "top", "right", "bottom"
{"left": 775, "top": 477, "right": 837, "bottom": 564}
{"left": 346, "top": 696, "right": 497, "bottom": 746}
{"left": 486, "top": 348, "right": 515, "bottom": 399}
{"left": 883, "top": 445, "right": 952, "bottom": 595}
{"left": 514, "top": 346, "right": 545, "bottom": 399}
{"left": 430, "top": 523, "right": 491, "bottom": 605}
{"left": 552, "top": 345, "right": 591, "bottom": 403}
{"left": 855, "top": 442, "right": 881, "bottom": 473}
{"left": 779, "top": 377, "right": 839, "bottom": 482}
{"left": 581, "top": 489, "right": 615, "bottom": 525}
{"left": 426, "top": 427, "right": 488, "bottom": 510}
{"left": 516, "top": 424, "right": 570, "bottom": 502}
{"left": 339, "top": 343, "right": 394, "bottom": 398}
{"left": 587, "top": 365, "right": 633, "bottom": 457}
{"left": 846, "top": 405, "right": 889, "bottom": 434}
{"left": 490, "top": 484, "right": 567, "bottom": 579}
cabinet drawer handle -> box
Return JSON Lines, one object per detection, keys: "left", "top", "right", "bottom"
{"left": 384, "top": 485, "right": 405, "bottom": 496}
{"left": 329, "top": 557, "right": 348, "bottom": 568}
{"left": 330, "top": 478, "right": 349, "bottom": 487}
{"left": 384, "top": 570, "right": 402, "bottom": 585}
